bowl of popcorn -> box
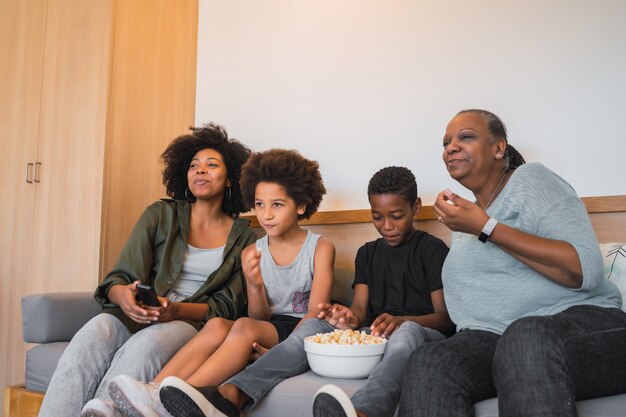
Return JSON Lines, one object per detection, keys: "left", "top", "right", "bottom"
{"left": 304, "top": 329, "right": 387, "bottom": 379}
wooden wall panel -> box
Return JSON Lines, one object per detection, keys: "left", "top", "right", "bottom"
{"left": 99, "top": 0, "right": 198, "bottom": 280}
{"left": 30, "top": 0, "right": 113, "bottom": 295}
{"left": 0, "top": 0, "right": 48, "bottom": 398}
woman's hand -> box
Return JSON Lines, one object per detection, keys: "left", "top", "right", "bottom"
{"left": 433, "top": 189, "right": 490, "bottom": 236}
{"left": 370, "top": 313, "right": 405, "bottom": 338}
{"left": 317, "top": 303, "right": 359, "bottom": 329}
{"left": 108, "top": 281, "right": 160, "bottom": 324}
{"left": 242, "top": 247, "right": 264, "bottom": 289}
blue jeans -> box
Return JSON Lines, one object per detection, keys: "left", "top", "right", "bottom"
{"left": 38, "top": 312, "right": 197, "bottom": 417}
{"left": 228, "top": 318, "right": 444, "bottom": 417}
{"left": 398, "top": 305, "right": 626, "bottom": 417}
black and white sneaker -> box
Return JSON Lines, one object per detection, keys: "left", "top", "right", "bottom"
{"left": 312, "top": 384, "right": 357, "bottom": 417}
{"left": 158, "top": 376, "right": 239, "bottom": 417}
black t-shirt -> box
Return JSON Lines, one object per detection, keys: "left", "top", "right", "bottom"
{"left": 353, "top": 230, "right": 449, "bottom": 327}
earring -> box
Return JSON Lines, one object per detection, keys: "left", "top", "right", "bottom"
{"left": 225, "top": 186, "right": 232, "bottom": 202}
{"left": 185, "top": 188, "right": 196, "bottom": 202}
{"left": 495, "top": 153, "right": 503, "bottom": 159}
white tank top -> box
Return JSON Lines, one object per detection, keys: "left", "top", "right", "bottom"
{"left": 167, "top": 244, "right": 224, "bottom": 302}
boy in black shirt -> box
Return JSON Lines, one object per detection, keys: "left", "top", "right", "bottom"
{"left": 158, "top": 166, "right": 453, "bottom": 417}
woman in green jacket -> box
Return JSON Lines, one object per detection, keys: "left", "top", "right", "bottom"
{"left": 39, "top": 124, "right": 257, "bottom": 417}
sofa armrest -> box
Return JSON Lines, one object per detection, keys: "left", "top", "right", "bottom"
{"left": 22, "top": 292, "right": 102, "bottom": 343}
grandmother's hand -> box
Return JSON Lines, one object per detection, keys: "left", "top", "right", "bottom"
{"left": 433, "top": 190, "right": 490, "bottom": 236}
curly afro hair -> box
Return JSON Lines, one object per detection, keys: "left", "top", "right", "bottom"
{"left": 367, "top": 166, "right": 418, "bottom": 205}
{"left": 240, "top": 149, "right": 326, "bottom": 219}
{"left": 161, "top": 123, "right": 252, "bottom": 217}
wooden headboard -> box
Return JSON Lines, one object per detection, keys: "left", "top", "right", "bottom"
{"left": 243, "top": 195, "right": 626, "bottom": 274}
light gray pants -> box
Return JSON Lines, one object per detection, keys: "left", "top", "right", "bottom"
{"left": 38, "top": 312, "right": 197, "bottom": 417}
{"left": 228, "top": 318, "right": 444, "bottom": 417}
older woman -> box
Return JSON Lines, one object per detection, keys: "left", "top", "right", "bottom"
{"left": 399, "top": 109, "right": 626, "bottom": 417}
{"left": 39, "top": 124, "right": 257, "bottom": 417}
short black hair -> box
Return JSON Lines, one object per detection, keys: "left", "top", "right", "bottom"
{"left": 161, "top": 123, "right": 251, "bottom": 217}
{"left": 367, "top": 166, "right": 418, "bottom": 205}
{"left": 240, "top": 149, "right": 326, "bottom": 219}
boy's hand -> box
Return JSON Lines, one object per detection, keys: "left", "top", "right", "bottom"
{"left": 371, "top": 313, "right": 405, "bottom": 338}
{"left": 243, "top": 248, "right": 264, "bottom": 289}
{"left": 317, "top": 303, "right": 358, "bottom": 329}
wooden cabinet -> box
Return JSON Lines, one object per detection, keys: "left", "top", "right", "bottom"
{"left": 0, "top": 1, "right": 198, "bottom": 411}
{"left": 0, "top": 0, "right": 113, "bottom": 395}
{"left": 28, "top": 0, "right": 113, "bottom": 294}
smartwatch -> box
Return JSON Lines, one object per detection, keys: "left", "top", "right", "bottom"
{"left": 478, "top": 217, "right": 498, "bottom": 243}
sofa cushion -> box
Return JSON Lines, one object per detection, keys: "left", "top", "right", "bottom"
{"left": 600, "top": 242, "right": 626, "bottom": 311}
{"left": 247, "top": 370, "right": 376, "bottom": 417}
{"left": 25, "top": 341, "right": 69, "bottom": 392}
{"left": 474, "top": 394, "right": 626, "bottom": 417}
{"left": 22, "top": 292, "right": 101, "bottom": 343}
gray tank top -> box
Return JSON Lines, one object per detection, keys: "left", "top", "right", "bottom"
{"left": 256, "top": 230, "right": 321, "bottom": 317}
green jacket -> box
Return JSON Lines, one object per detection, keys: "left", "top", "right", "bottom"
{"left": 95, "top": 199, "right": 257, "bottom": 323}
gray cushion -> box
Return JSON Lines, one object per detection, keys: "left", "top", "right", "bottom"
{"left": 577, "top": 394, "right": 626, "bottom": 416}
{"left": 474, "top": 394, "right": 626, "bottom": 417}
{"left": 248, "top": 370, "right": 369, "bottom": 417}
{"left": 25, "top": 342, "right": 69, "bottom": 392}
{"left": 22, "top": 292, "right": 101, "bottom": 343}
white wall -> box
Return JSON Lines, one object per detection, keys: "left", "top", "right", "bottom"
{"left": 196, "top": 0, "right": 626, "bottom": 209}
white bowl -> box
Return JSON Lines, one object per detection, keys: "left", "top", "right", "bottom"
{"left": 304, "top": 337, "right": 387, "bottom": 379}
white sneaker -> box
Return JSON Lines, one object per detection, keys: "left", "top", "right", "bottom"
{"left": 109, "top": 374, "right": 173, "bottom": 417}
{"left": 81, "top": 398, "right": 123, "bottom": 417}
{"left": 312, "top": 384, "right": 358, "bottom": 417}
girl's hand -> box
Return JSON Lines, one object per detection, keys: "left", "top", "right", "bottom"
{"left": 433, "top": 189, "right": 490, "bottom": 236}
{"left": 110, "top": 281, "right": 159, "bottom": 324}
{"left": 149, "top": 297, "right": 179, "bottom": 322}
{"left": 317, "top": 303, "right": 358, "bottom": 329}
{"left": 370, "top": 313, "right": 405, "bottom": 338}
{"left": 243, "top": 248, "right": 264, "bottom": 289}
{"left": 249, "top": 342, "right": 270, "bottom": 362}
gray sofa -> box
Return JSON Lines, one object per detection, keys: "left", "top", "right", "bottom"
{"left": 21, "top": 290, "right": 626, "bottom": 417}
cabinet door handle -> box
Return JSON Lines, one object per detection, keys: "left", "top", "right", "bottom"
{"left": 26, "top": 163, "right": 34, "bottom": 183}
{"left": 34, "top": 162, "right": 42, "bottom": 183}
